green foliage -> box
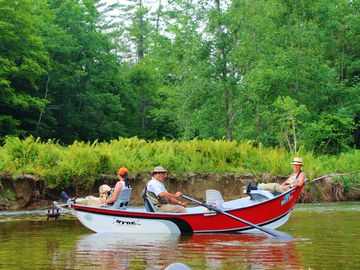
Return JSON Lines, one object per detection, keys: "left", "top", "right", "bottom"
{"left": 0, "top": 136, "right": 359, "bottom": 189}
{"left": 0, "top": 0, "right": 49, "bottom": 138}
{"left": 321, "top": 150, "right": 360, "bottom": 174}
{"left": 267, "top": 96, "right": 309, "bottom": 152}
{"left": 303, "top": 114, "right": 355, "bottom": 155}
{"left": 0, "top": 189, "right": 16, "bottom": 201}
{"left": 338, "top": 176, "right": 354, "bottom": 194}
{"left": 0, "top": 0, "right": 359, "bottom": 156}
{"left": 0, "top": 136, "right": 41, "bottom": 174}
{"left": 43, "top": 0, "right": 127, "bottom": 143}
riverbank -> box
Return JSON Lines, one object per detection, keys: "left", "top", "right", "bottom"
{"left": 1, "top": 173, "right": 359, "bottom": 210}
{"left": 1, "top": 137, "right": 359, "bottom": 210}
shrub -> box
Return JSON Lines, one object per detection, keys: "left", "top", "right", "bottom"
{"left": 0, "top": 136, "right": 358, "bottom": 189}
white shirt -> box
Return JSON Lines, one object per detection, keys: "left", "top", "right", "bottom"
{"left": 147, "top": 177, "right": 167, "bottom": 196}
{"left": 119, "top": 180, "right": 126, "bottom": 189}
{"left": 290, "top": 172, "right": 307, "bottom": 184}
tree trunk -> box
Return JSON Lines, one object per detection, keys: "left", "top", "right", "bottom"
{"left": 35, "top": 75, "right": 50, "bottom": 136}
{"left": 215, "top": 0, "right": 233, "bottom": 139}
{"left": 137, "top": 0, "right": 145, "bottom": 60}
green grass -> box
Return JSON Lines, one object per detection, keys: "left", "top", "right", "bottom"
{"left": 0, "top": 136, "right": 358, "bottom": 189}
{"left": 0, "top": 189, "right": 16, "bottom": 201}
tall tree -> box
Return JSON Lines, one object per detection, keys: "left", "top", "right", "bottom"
{"left": 0, "top": 0, "right": 49, "bottom": 139}
{"left": 105, "top": 0, "right": 165, "bottom": 138}
{"left": 150, "top": 0, "right": 242, "bottom": 139}
{"left": 44, "top": 0, "right": 126, "bottom": 142}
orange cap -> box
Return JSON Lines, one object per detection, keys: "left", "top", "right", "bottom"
{"left": 117, "top": 167, "right": 128, "bottom": 176}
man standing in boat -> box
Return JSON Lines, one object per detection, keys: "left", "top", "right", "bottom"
{"left": 247, "top": 157, "right": 306, "bottom": 194}
{"left": 144, "top": 166, "right": 187, "bottom": 213}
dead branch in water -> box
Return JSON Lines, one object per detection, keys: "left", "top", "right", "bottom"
{"left": 312, "top": 171, "right": 360, "bottom": 182}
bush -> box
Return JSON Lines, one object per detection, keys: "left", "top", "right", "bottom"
{"left": 0, "top": 136, "right": 359, "bottom": 189}
{"left": 0, "top": 189, "right": 16, "bottom": 201}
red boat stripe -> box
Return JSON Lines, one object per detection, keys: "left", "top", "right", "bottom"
{"left": 193, "top": 209, "right": 293, "bottom": 233}
{"left": 72, "top": 206, "right": 293, "bottom": 234}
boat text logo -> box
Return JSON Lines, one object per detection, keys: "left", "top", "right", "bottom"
{"left": 113, "top": 218, "right": 141, "bottom": 226}
{"left": 281, "top": 193, "right": 292, "bottom": 205}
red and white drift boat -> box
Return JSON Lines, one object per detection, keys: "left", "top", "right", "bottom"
{"left": 70, "top": 185, "right": 304, "bottom": 234}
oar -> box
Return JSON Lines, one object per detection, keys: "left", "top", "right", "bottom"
{"left": 181, "top": 194, "right": 292, "bottom": 239}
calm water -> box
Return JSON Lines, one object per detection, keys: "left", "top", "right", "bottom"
{"left": 0, "top": 203, "right": 359, "bottom": 270}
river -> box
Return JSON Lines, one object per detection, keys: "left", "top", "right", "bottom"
{"left": 0, "top": 203, "right": 359, "bottom": 269}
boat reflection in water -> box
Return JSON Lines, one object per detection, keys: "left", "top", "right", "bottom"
{"left": 75, "top": 233, "right": 181, "bottom": 269}
{"left": 73, "top": 232, "right": 305, "bottom": 269}
{"left": 183, "top": 233, "right": 305, "bottom": 270}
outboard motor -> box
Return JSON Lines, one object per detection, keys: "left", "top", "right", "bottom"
{"left": 47, "top": 202, "right": 61, "bottom": 220}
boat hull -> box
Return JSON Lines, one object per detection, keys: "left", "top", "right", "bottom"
{"left": 74, "top": 210, "right": 182, "bottom": 234}
{"left": 71, "top": 186, "right": 303, "bottom": 234}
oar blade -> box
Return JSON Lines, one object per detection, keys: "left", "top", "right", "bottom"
{"left": 257, "top": 227, "right": 294, "bottom": 240}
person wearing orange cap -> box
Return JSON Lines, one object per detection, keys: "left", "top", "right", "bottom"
{"left": 101, "top": 167, "right": 130, "bottom": 205}
{"left": 246, "top": 157, "right": 307, "bottom": 194}
{"left": 61, "top": 167, "right": 130, "bottom": 206}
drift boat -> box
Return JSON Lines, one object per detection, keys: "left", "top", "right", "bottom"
{"left": 70, "top": 184, "right": 304, "bottom": 235}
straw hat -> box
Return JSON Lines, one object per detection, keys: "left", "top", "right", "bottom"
{"left": 291, "top": 157, "right": 303, "bottom": 166}
{"left": 151, "top": 166, "right": 167, "bottom": 174}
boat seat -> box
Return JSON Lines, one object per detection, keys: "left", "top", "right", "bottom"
{"left": 245, "top": 189, "right": 275, "bottom": 202}
{"left": 109, "top": 187, "right": 132, "bottom": 210}
{"left": 143, "top": 197, "right": 156, "bottom": 212}
{"left": 205, "top": 189, "right": 224, "bottom": 209}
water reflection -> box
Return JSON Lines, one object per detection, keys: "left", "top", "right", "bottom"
{"left": 1, "top": 203, "right": 359, "bottom": 269}
{"left": 75, "top": 233, "right": 180, "bottom": 269}
{"left": 72, "top": 233, "right": 304, "bottom": 270}
{"left": 179, "top": 234, "right": 304, "bottom": 270}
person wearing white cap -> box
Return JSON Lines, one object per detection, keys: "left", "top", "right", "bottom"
{"left": 61, "top": 184, "right": 112, "bottom": 206}
{"left": 144, "top": 166, "right": 187, "bottom": 213}
{"left": 246, "top": 157, "right": 307, "bottom": 194}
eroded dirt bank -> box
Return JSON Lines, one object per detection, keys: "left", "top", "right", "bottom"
{"left": 0, "top": 173, "right": 359, "bottom": 210}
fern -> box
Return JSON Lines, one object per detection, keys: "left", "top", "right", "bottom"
{"left": 0, "top": 136, "right": 358, "bottom": 189}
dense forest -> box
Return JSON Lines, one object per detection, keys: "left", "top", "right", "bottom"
{"left": 1, "top": 0, "right": 359, "bottom": 155}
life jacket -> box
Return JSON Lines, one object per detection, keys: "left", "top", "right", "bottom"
{"left": 290, "top": 171, "right": 306, "bottom": 184}
{"left": 291, "top": 171, "right": 302, "bottom": 183}
{"left": 141, "top": 183, "right": 169, "bottom": 207}
{"left": 110, "top": 187, "right": 132, "bottom": 209}
{"left": 108, "top": 188, "right": 115, "bottom": 197}
{"left": 106, "top": 180, "right": 130, "bottom": 206}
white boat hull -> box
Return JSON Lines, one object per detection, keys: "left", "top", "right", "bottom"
{"left": 73, "top": 208, "right": 182, "bottom": 234}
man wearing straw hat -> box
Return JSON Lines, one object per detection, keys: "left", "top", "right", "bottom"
{"left": 247, "top": 157, "right": 307, "bottom": 193}
{"left": 144, "top": 166, "right": 187, "bottom": 213}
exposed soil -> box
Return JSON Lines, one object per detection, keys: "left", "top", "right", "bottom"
{"left": 0, "top": 173, "right": 359, "bottom": 210}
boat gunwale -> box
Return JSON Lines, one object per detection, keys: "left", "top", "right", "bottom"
{"left": 71, "top": 186, "right": 299, "bottom": 219}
